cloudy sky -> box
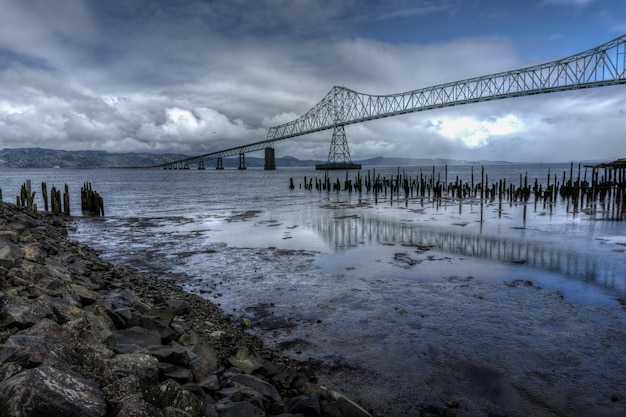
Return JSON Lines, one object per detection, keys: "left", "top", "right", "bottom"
{"left": 0, "top": 0, "right": 625, "bottom": 162}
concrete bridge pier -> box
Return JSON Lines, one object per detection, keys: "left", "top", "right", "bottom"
{"left": 264, "top": 147, "right": 276, "bottom": 170}
{"left": 216, "top": 157, "right": 224, "bottom": 170}
{"left": 238, "top": 153, "right": 247, "bottom": 170}
{"left": 198, "top": 160, "right": 206, "bottom": 170}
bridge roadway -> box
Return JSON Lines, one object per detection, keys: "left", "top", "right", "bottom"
{"left": 159, "top": 34, "right": 626, "bottom": 170}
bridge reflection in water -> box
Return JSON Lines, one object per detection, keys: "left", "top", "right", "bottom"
{"left": 313, "top": 214, "right": 624, "bottom": 295}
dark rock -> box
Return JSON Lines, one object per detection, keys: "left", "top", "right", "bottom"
{"left": 103, "top": 375, "right": 142, "bottom": 406}
{"left": 100, "top": 353, "right": 160, "bottom": 394}
{"left": 229, "top": 374, "right": 282, "bottom": 403}
{"left": 179, "top": 383, "right": 209, "bottom": 401}
{"left": 217, "top": 386, "right": 242, "bottom": 402}
{"left": 4, "top": 334, "right": 51, "bottom": 366}
{"left": 0, "top": 230, "right": 20, "bottom": 244}
{"left": 113, "top": 325, "right": 162, "bottom": 347}
{"left": 168, "top": 299, "right": 190, "bottom": 316}
{"left": 71, "top": 283, "right": 99, "bottom": 305}
{"left": 215, "top": 401, "right": 266, "bottom": 417}
{"left": 22, "top": 244, "right": 46, "bottom": 264}
{"left": 0, "top": 239, "right": 24, "bottom": 268}
{"left": 38, "top": 294, "right": 88, "bottom": 324}
{"left": 16, "top": 317, "right": 113, "bottom": 369}
{"left": 270, "top": 364, "right": 302, "bottom": 390}
{"left": 178, "top": 330, "right": 199, "bottom": 346}
{"left": 335, "top": 395, "right": 372, "bottom": 417}
{"left": 0, "top": 347, "right": 29, "bottom": 383}
{"left": 0, "top": 345, "right": 28, "bottom": 365}
{"left": 228, "top": 347, "right": 264, "bottom": 374}
{"left": 115, "top": 344, "right": 145, "bottom": 354}
{"left": 188, "top": 344, "right": 219, "bottom": 381}
{"left": 0, "top": 302, "right": 53, "bottom": 330}
{"left": 163, "top": 407, "right": 194, "bottom": 417}
{"left": 0, "top": 362, "right": 107, "bottom": 417}
{"left": 199, "top": 374, "right": 221, "bottom": 391}
{"left": 115, "top": 394, "right": 166, "bottom": 417}
{"left": 145, "top": 379, "right": 206, "bottom": 417}
{"left": 140, "top": 316, "right": 177, "bottom": 344}
{"left": 0, "top": 361, "right": 22, "bottom": 383}
{"left": 147, "top": 306, "right": 175, "bottom": 326}
{"left": 42, "top": 259, "right": 72, "bottom": 281}
{"left": 149, "top": 344, "right": 190, "bottom": 366}
{"left": 109, "top": 290, "right": 138, "bottom": 310}
{"left": 93, "top": 305, "right": 128, "bottom": 329}
{"left": 170, "top": 322, "right": 186, "bottom": 336}
{"left": 158, "top": 362, "right": 194, "bottom": 384}
{"left": 113, "top": 307, "right": 134, "bottom": 322}
{"left": 0, "top": 203, "right": 370, "bottom": 417}
{"left": 310, "top": 387, "right": 372, "bottom": 417}
{"left": 285, "top": 394, "right": 321, "bottom": 417}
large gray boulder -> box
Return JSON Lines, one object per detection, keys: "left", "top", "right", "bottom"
{"left": 0, "top": 238, "right": 24, "bottom": 268}
{"left": 0, "top": 363, "right": 107, "bottom": 417}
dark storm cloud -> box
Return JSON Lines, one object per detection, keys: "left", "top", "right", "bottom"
{"left": 0, "top": 0, "right": 624, "bottom": 161}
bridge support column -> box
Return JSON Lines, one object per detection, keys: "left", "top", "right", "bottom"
{"left": 316, "top": 125, "right": 361, "bottom": 170}
{"left": 238, "top": 153, "right": 247, "bottom": 170}
{"left": 198, "top": 160, "right": 206, "bottom": 170}
{"left": 264, "top": 147, "right": 276, "bottom": 170}
{"left": 216, "top": 157, "right": 224, "bottom": 170}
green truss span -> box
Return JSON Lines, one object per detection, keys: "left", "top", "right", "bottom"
{"left": 161, "top": 34, "right": 626, "bottom": 166}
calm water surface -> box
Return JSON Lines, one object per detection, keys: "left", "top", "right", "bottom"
{"left": 2, "top": 165, "right": 624, "bottom": 300}
{"left": 2, "top": 165, "right": 625, "bottom": 416}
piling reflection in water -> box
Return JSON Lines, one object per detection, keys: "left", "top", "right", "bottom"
{"left": 312, "top": 214, "right": 624, "bottom": 295}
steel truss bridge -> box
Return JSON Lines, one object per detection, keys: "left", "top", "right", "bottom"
{"left": 160, "top": 34, "right": 626, "bottom": 170}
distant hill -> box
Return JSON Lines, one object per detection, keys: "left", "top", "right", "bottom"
{"left": 0, "top": 148, "right": 189, "bottom": 168}
{"left": 0, "top": 147, "right": 510, "bottom": 169}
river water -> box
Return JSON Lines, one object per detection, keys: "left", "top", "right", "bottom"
{"left": 1, "top": 165, "right": 625, "bottom": 416}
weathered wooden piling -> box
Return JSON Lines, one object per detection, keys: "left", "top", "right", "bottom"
{"left": 42, "top": 182, "right": 49, "bottom": 212}
{"left": 63, "top": 184, "right": 70, "bottom": 216}
{"left": 51, "top": 186, "right": 62, "bottom": 214}
{"left": 289, "top": 158, "right": 626, "bottom": 221}
{"left": 17, "top": 180, "right": 36, "bottom": 210}
{"left": 81, "top": 182, "right": 105, "bottom": 216}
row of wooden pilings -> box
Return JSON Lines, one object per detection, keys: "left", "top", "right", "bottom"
{"left": 290, "top": 162, "right": 626, "bottom": 220}
{"left": 5, "top": 180, "right": 104, "bottom": 216}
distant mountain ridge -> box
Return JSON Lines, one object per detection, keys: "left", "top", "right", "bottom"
{"left": 0, "top": 147, "right": 510, "bottom": 169}
{"left": 0, "top": 148, "right": 188, "bottom": 168}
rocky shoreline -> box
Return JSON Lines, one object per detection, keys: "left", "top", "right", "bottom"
{"left": 0, "top": 201, "right": 374, "bottom": 417}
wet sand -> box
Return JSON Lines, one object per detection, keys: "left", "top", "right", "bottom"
{"left": 219, "top": 249, "right": 626, "bottom": 417}
{"left": 70, "top": 196, "right": 626, "bottom": 417}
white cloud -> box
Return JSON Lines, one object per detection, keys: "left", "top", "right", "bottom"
{"left": 0, "top": 0, "right": 624, "bottom": 162}
{"left": 432, "top": 114, "right": 527, "bottom": 148}
{"left": 0, "top": 101, "right": 33, "bottom": 115}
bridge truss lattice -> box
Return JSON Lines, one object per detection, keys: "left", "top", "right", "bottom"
{"left": 160, "top": 34, "right": 626, "bottom": 168}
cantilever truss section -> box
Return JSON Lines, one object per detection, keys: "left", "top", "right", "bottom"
{"left": 266, "top": 34, "right": 626, "bottom": 141}
{"left": 155, "top": 34, "right": 626, "bottom": 168}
